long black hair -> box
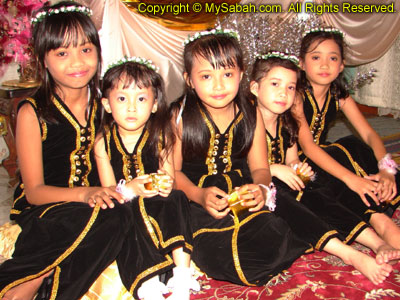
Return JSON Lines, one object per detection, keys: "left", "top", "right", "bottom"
{"left": 101, "top": 61, "right": 174, "bottom": 165}
{"left": 31, "top": 1, "right": 102, "bottom": 123}
{"left": 172, "top": 33, "right": 256, "bottom": 160}
{"left": 250, "top": 55, "right": 300, "bottom": 147}
{"left": 299, "top": 31, "right": 349, "bottom": 101}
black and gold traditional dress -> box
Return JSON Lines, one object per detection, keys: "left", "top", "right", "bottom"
{"left": 104, "top": 123, "right": 193, "bottom": 258}
{"left": 0, "top": 96, "right": 167, "bottom": 299}
{"left": 268, "top": 116, "right": 369, "bottom": 244}
{"left": 301, "top": 88, "right": 400, "bottom": 219}
{"left": 181, "top": 105, "right": 310, "bottom": 286}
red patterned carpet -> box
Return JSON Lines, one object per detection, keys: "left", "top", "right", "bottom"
{"left": 189, "top": 209, "right": 400, "bottom": 300}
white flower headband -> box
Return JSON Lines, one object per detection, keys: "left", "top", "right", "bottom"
{"left": 256, "top": 51, "right": 300, "bottom": 67}
{"left": 183, "top": 26, "right": 240, "bottom": 46}
{"left": 303, "top": 27, "right": 344, "bottom": 38}
{"left": 105, "top": 56, "right": 159, "bottom": 74}
{"left": 31, "top": 5, "right": 93, "bottom": 24}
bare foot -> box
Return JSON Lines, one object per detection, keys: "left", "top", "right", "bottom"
{"left": 376, "top": 244, "right": 400, "bottom": 265}
{"left": 346, "top": 252, "right": 392, "bottom": 285}
{"left": 3, "top": 271, "right": 52, "bottom": 300}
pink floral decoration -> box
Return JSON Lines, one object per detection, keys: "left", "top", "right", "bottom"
{"left": 0, "top": 0, "right": 48, "bottom": 77}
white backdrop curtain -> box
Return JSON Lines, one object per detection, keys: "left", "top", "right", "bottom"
{"left": 354, "top": 34, "right": 400, "bottom": 116}
{"left": 78, "top": 0, "right": 400, "bottom": 107}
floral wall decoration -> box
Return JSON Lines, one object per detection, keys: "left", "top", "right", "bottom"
{"left": 0, "top": 0, "right": 49, "bottom": 78}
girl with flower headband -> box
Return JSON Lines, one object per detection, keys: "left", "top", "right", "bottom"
{"left": 95, "top": 58, "right": 199, "bottom": 300}
{"left": 0, "top": 2, "right": 140, "bottom": 299}
{"left": 293, "top": 27, "right": 400, "bottom": 251}
{"left": 250, "top": 52, "right": 398, "bottom": 284}
{"left": 171, "top": 28, "right": 312, "bottom": 286}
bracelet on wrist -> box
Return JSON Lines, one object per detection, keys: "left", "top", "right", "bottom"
{"left": 378, "top": 154, "right": 398, "bottom": 175}
{"left": 116, "top": 179, "right": 137, "bottom": 201}
{"left": 259, "top": 183, "right": 277, "bottom": 211}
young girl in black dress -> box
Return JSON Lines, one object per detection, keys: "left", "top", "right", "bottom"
{"left": 95, "top": 58, "right": 199, "bottom": 300}
{"left": 170, "top": 28, "right": 373, "bottom": 287}
{"left": 0, "top": 2, "right": 137, "bottom": 299}
{"left": 294, "top": 28, "right": 400, "bottom": 250}
{"left": 250, "top": 52, "right": 399, "bottom": 284}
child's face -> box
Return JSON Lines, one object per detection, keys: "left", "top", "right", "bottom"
{"left": 44, "top": 33, "right": 98, "bottom": 93}
{"left": 251, "top": 66, "right": 297, "bottom": 115}
{"left": 102, "top": 79, "right": 157, "bottom": 135}
{"left": 301, "top": 38, "right": 344, "bottom": 88}
{"left": 185, "top": 55, "right": 242, "bottom": 111}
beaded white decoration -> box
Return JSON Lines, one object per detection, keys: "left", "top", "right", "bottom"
{"left": 31, "top": 5, "right": 93, "bottom": 24}
{"left": 105, "top": 56, "right": 159, "bottom": 74}
{"left": 303, "top": 27, "right": 344, "bottom": 38}
{"left": 256, "top": 51, "right": 299, "bottom": 67}
{"left": 183, "top": 26, "right": 240, "bottom": 46}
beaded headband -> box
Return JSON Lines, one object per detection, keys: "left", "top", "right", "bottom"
{"left": 105, "top": 56, "right": 159, "bottom": 74}
{"left": 183, "top": 26, "right": 240, "bottom": 46}
{"left": 31, "top": 5, "right": 93, "bottom": 24}
{"left": 303, "top": 27, "right": 344, "bottom": 38}
{"left": 256, "top": 51, "right": 300, "bottom": 67}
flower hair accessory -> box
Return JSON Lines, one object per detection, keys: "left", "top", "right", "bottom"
{"left": 256, "top": 51, "right": 299, "bottom": 67}
{"left": 116, "top": 179, "right": 137, "bottom": 201}
{"left": 31, "top": 5, "right": 93, "bottom": 24}
{"left": 105, "top": 56, "right": 159, "bottom": 74}
{"left": 378, "top": 154, "right": 398, "bottom": 175}
{"left": 303, "top": 27, "right": 344, "bottom": 38}
{"left": 183, "top": 26, "right": 240, "bottom": 46}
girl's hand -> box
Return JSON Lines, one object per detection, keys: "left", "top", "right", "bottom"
{"left": 157, "top": 170, "right": 173, "bottom": 197}
{"left": 201, "top": 187, "right": 229, "bottom": 219}
{"left": 272, "top": 164, "right": 305, "bottom": 191}
{"left": 365, "top": 170, "right": 397, "bottom": 202}
{"left": 126, "top": 175, "right": 159, "bottom": 199}
{"left": 295, "top": 162, "right": 314, "bottom": 178}
{"left": 343, "top": 174, "right": 379, "bottom": 206}
{"left": 237, "top": 184, "right": 265, "bottom": 212}
{"left": 85, "top": 187, "right": 124, "bottom": 209}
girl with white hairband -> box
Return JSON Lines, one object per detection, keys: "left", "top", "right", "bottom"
{"left": 95, "top": 57, "right": 199, "bottom": 300}
{"left": 0, "top": 1, "right": 138, "bottom": 299}
{"left": 250, "top": 52, "right": 399, "bottom": 285}
{"left": 294, "top": 27, "right": 400, "bottom": 252}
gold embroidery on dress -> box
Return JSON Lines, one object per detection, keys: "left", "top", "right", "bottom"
{"left": 105, "top": 127, "right": 112, "bottom": 160}
{"left": 344, "top": 221, "right": 368, "bottom": 244}
{"left": 52, "top": 98, "right": 97, "bottom": 187}
{"left": 266, "top": 117, "right": 285, "bottom": 164}
{"left": 321, "top": 143, "right": 367, "bottom": 177}
{"left": 24, "top": 98, "right": 47, "bottom": 141}
{"left": 12, "top": 188, "right": 24, "bottom": 206}
{"left": 0, "top": 205, "right": 101, "bottom": 298}
{"left": 198, "top": 105, "right": 244, "bottom": 188}
{"left": 149, "top": 215, "right": 188, "bottom": 250}
{"left": 388, "top": 194, "right": 400, "bottom": 207}
{"left": 315, "top": 230, "right": 338, "bottom": 250}
{"left": 199, "top": 107, "right": 216, "bottom": 177}
{"left": 129, "top": 256, "right": 174, "bottom": 295}
{"left": 138, "top": 196, "right": 161, "bottom": 248}
{"left": 50, "top": 266, "right": 61, "bottom": 300}
{"left": 39, "top": 202, "right": 68, "bottom": 218}
{"left": 223, "top": 114, "right": 243, "bottom": 173}
{"left": 222, "top": 174, "right": 233, "bottom": 193}
{"left": 305, "top": 89, "right": 331, "bottom": 145}
{"left": 113, "top": 125, "right": 149, "bottom": 179}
